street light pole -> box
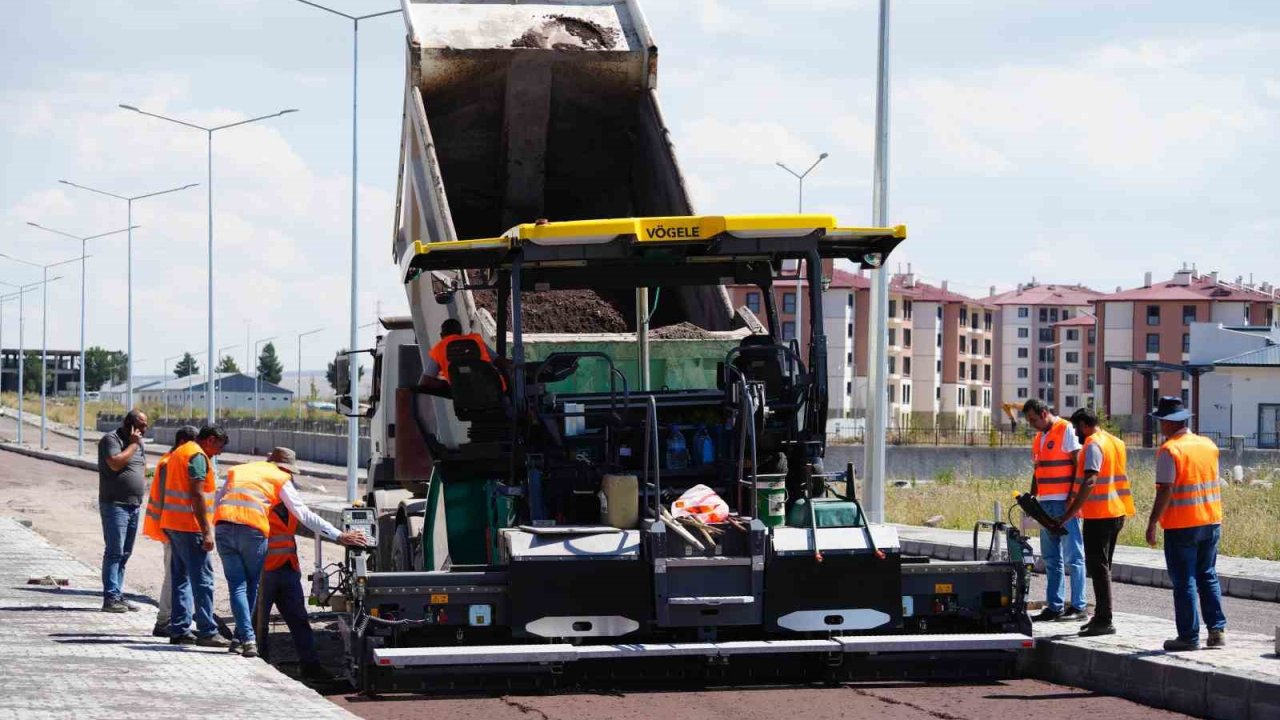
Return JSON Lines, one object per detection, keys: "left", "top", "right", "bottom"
{"left": 58, "top": 180, "right": 198, "bottom": 409}
{"left": 296, "top": 327, "right": 324, "bottom": 420}
{"left": 119, "top": 105, "right": 298, "bottom": 425}
{"left": 1, "top": 253, "right": 82, "bottom": 448}
{"left": 775, "top": 153, "right": 829, "bottom": 362}
{"left": 1, "top": 278, "right": 60, "bottom": 445}
{"left": 26, "top": 223, "right": 134, "bottom": 455}
{"left": 291, "top": 0, "right": 400, "bottom": 505}
{"left": 215, "top": 343, "right": 241, "bottom": 417}
{"left": 253, "top": 336, "right": 277, "bottom": 421}
{"left": 162, "top": 353, "right": 185, "bottom": 419}
{"left": 865, "top": 0, "right": 893, "bottom": 524}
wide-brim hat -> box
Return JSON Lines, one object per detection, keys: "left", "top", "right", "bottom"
{"left": 267, "top": 446, "right": 300, "bottom": 474}
{"left": 1151, "top": 396, "right": 1193, "bottom": 422}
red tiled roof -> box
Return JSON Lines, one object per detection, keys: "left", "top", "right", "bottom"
{"left": 1054, "top": 314, "right": 1096, "bottom": 328}
{"left": 1099, "top": 276, "right": 1279, "bottom": 303}
{"left": 892, "top": 276, "right": 993, "bottom": 307}
{"left": 829, "top": 268, "right": 870, "bottom": 290}
{"left": 987, "top": 283, "right": 1103, "bottom": 307}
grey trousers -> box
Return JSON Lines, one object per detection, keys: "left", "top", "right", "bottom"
{"left": 157, "top": 543, "right": 173, "bottom": 625}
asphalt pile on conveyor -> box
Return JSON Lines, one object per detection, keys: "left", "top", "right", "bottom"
{"left": 649, "top": 322, "right": 714, "bottom": 339}
{"left": 474, "top": 288, "right": 630, "bottom": 333}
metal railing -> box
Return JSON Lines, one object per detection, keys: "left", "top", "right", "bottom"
{"left": 97, "top": 412, "right": 369, "bottom": 437}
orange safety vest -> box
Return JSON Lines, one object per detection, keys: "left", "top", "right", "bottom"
{"left": 213, "top": 461, "right": 290, "bottom": 536}
{"left": 428, "top": 333, "right": 493, "bottom": 382}
{"left": 1158, "top": 431, "right": 1223, "bottom": 530}
{"left": 1033, "top": 417, "right": 1076, "bottom": 502}
{"left": 264, "top": 502, "right": 300, "bottom": 572}
{"left": 1078, "top": 431, "right": 1134, "bottom": 520}
{"left": 141, "top": 452, "right": 172, "bottom": 542}
{"left": 159, "top": 441, "right": 216, "bottom": 534}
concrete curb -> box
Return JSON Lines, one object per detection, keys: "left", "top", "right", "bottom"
{"left": 0, "top": 441, "right": 354, "bottom": 483}
{"left": 1022, "top": 616, "right": 1280, "bottom": 720}
{"left": 898, "top": 534, "right": 1280, "bottom": 604}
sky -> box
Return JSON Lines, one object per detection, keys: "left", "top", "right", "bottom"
{"left": 1, "top": 0, "right": 1278, "bottom": 375}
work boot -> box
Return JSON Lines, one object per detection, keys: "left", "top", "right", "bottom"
{"left": 196, "top": 634, "right": 232, "bottom": 649}
{"left": 1079, "top": 622, "right": 1116, "bottom": 637}
{"left": 1057, "top": 607, "right": 1088, "bottom": 622}
{"left": 152, "top": 624, "right": 169, "bottom": 638}
{"left": 300, "top": 662, "right": 336, "bottom": 683}
{"left": 123, "top": 599, "right": 140, "bottom": 612}
{"left": 241, "top": 641, "right": 258, "bottom": 658}
{"left": 1208, "top": 630, "right": 1227, "bottom": 648}
{"left": 228, "top": 640, "right": 242, "bottom": 654}
{"left": 1032, "top": 608, "right": 1062, "bottom": 622}
{"left": 170, "top": 633, "right": 198, "bottom": 645}
{"left": 1163, "top": 637, "right": 1200, "bottom": 652}
{"left": 102, "top": 600, "right": 130, "bottom": 614}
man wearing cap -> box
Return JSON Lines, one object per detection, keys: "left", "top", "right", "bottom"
{"left": 1146, "top": 397, "right": 1227, "bottom": 652}
{"left": 253, "top": 447, "right": 369, "bottom": 678}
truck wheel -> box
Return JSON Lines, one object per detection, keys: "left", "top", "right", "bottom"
{"left": 392, "top": 521, "right": 413, "bottom": 572}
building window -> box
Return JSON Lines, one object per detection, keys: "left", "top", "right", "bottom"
{"left": 970, "top": 338, "right": 979, "bottom": 355}
{"left": 1017, "top": 328, "right": 1029, "bottom": 339}
{"left": 888, "top": 384, "right": 896, "bottom": 403}
{"left": 1066, "top": 373, "right": 1079, "bottom": 386}
{"left": 1018, "top": 307, "right": 1029, "bottom": 318}
{"left": 984, "top": 364, "right": 991, "bottom": 382}
{"left": 846, "top": 351, "right": 853, "bottom": 366}
{"left": 936, "top": 386, "right": 942, "bottom": 400}
{"left": 1039, "top": 368, "right": 1050, "bottom": 383}
{"left": 960, "top": 307, "right": 969, "bottom": 325}
{"left": 936, "top": 360, "right": 942, "bottom": 373}
{"left": 970, "top": 389, "right": 978, "bottom": 407}
{"left": 1048, "top": 348, "right": 1056, "bottom": 362}
{"left": 971, "top": 314, "right": 979, "bottom": 330}
{"left": 846, "top": 381, "right": 852, "bottom": 396}
{"left": 1017, "top": 387, "right": 1029, "bottom": 399}
{"left": 1039, "top": 308, "right": 1048, "bottom": 323}
{"left": 1066, "top": 329, "right": 1079, "bottom": 342}
{"left": 1050, "top": 308, "right": 1060, "bottom": 322}
{"left": 1047, "top": 388, "right": 1056, "bottom": 403}
{"left": 888, "top": 328, "right": 897, "bottom": 347}
{"left": 970, "top": 365, "right": 978, "bottom": 381}
{"left": 1063, "top": 310, "right": 1072, "bottom": 320}
{"left": 984, "top": 339, "right": 992, "bottom": 356}
{"left": 1065, "top": 351, "right": 1079, "bottom": 364}
{"left": 936, "top": 333, "right": 942, "bottom": 348}
{"left": 958, "top": 388, "right": 966, "bottom": 406}
{"left": 889, "top": 357, "right": 896, "bottom": 375}
{"left": 958, "top": 336, "right": 966, "bottom": 353}
{"left": 1146, "top": 305, "right": 1161, "bottom": 326}
{"left": 888, "top": 299, "right": 897, "bottom": 318}
{"left": 983, "top": 389, "right": 992, "bottom": 408}
{"left": 1088, "top": 327, "right": 1096, "bottom": 344}
{"left": 903, "top": 357, "right": 912, "bottom": 377}
{"left": 847, "top": 323, "right": 853, "bottom": 338}
{"left": 1065, "top": 395, "right": 1077, "bottom": 409}
{"left": 904, "top": 384, "right": 912, "bottom": 404}
{"left": 1182, "top": 305, "right": 1197, "bottom": 325}
{"left": 783, "top": 293, "right": 796, "bottom": 314}
{"left": 782, "top": 321, "right": 796, "bottom": 341}
{"left": 1088, "top": 352, "right": 1095, "bottom": 368}
{"left": 1181, "top": 388, "right": 1190, "bottom": 406}
{"left": 937, "top": 306, "right": 943, "bottom": 320}
{"left": 1017, "top": 347, "right": 1029, "bottom": 359}
{"left": 746, "top": 292, "right": 761, "bottom": 314}
{"left": 1183, "top": 333, "right": 1191, "bottom": 353}
{"left": 903, "top": 301, "right": 913, "bottom": 320}
{"left": 1146, "top": 333, "right": 1160, "bottom": 353}
{"left": 903, "top": 329, "right": 912, "bottom": 347}
{"left": 1038, "top": 388, "right": 1046, "bottom": 400}
{"left": 847, "top": 293, "right": 853, "bottom": 308}
{"left": 1017, "top": 367, "right": 1029, "bottom": 379}
{"left": 1038, "top": 349, "right": 1048, "bottom": 363}
{"left": 984, "top": 312, "right": 993, "bottom": 330}
{"left": 959, "top": 362, "right": 967, "bottom": 377}
{"left": 1039, "top": 328, "right": 1055, "bottom": 343}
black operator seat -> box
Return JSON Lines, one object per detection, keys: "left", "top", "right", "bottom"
{"left": 445, "top": 338, "right": 509, "bottom": 424}
{"left": 733, "top": 334, "right": 789, "bottom": 402}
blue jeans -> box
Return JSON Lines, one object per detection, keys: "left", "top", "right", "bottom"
{"left": 1040, "top": 499, "right": 1087, "bottom": 612}
{"left": 1164, "top": 524, "right": 1227, "bottom": 642}
{"left": 261, "top": 565, "right": 318, "bottom": 664}
{"left": 216, "top": 522, "right": 267, "bottom": 644}
{"left": 99, "top": 502, "right": 139, "bottom": 604}
{"left": 166, "top": 530, "right": 218, "bottom": 639}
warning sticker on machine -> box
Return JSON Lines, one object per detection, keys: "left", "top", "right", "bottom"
{"left": 934, "top": 584, "right": 954, "bottom": 594}
{"left": 430, "top": 594, "right": 449, "bottom": 605}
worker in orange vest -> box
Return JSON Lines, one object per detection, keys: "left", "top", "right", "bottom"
{"left": 1023, "top": 398, "right": 1087, "bottom": 623}
{"left": 1146, "top": 397, "right": 1227, "bottom": 652}
{"left": 1067, "top": 409, "right": 1134, "bottom": 637}
{"left": 419, "top": 318, "right": 509, "bottom": 397}
{"left": 253, "top": 447, "right": 370, "bottom": 681}
{"left": 212, "top": 453, "right": 296, "bottom": 658}
{"left": 160, "top": 425, "right": 231, "bottom": 647}
{"left": 141, "top": 425, "right": 199, "bottom": 637}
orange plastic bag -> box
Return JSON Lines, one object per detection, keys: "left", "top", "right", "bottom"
{"left": 671, "top": 484, "right": 730, "bottom": 524}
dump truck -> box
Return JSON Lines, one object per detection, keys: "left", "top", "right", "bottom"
{"left": 317, "top": 0, "right": 1035, "bottom": 691}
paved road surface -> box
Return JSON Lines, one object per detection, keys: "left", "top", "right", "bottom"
{"left": 0, "top": 424, "right": 1253, "bottom": 719}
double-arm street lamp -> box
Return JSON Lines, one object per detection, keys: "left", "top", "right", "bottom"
{"left": 26, "top": 222, "right": 135, "bottom": 455}
{"left": 775, "top": 152, "right": 829, "bottom": 357}
{"left": 118, "top": 104, "right": 298, "bottom": 424}
{"left": 253, "top": 335, "right": 277, "bottom": 421}
{"left": 0, "top": 277, "right": 62, "bottom": 446}
{"left": 58, "top": 180, "right": 199, "bottom": 408}
{"left": 296, "top": 327, "right": 324, "bottom": 420}
{"left": 0, "top": 252, "right": 85, "bottom": 448}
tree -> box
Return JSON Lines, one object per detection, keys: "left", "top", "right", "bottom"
{"left": 21, "top": 351, "right": 50, "bottom": 394}
{"left": 174, "top": 352, "right": 200, "bottom": 378}
{"left": 257, "top": 342, "right": 284, "bottom": 385}
{"left": 84, "top": 347, "right": 128, "bottom": 391}
{"left": 216, "top": 355, "right": 240, "bottom": 374}
{"left": 326, "top": 350, "right": 364, "bottom": 395}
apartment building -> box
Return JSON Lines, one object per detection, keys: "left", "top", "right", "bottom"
{"left": 1052, "top": 314, "right": 1096, "bottom": 414}
{"left": 989, "top": 282, "right": 1103, "bottom": 413}
{"left": 1096, "top": 267, "right": 1280, "bottom": 427}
